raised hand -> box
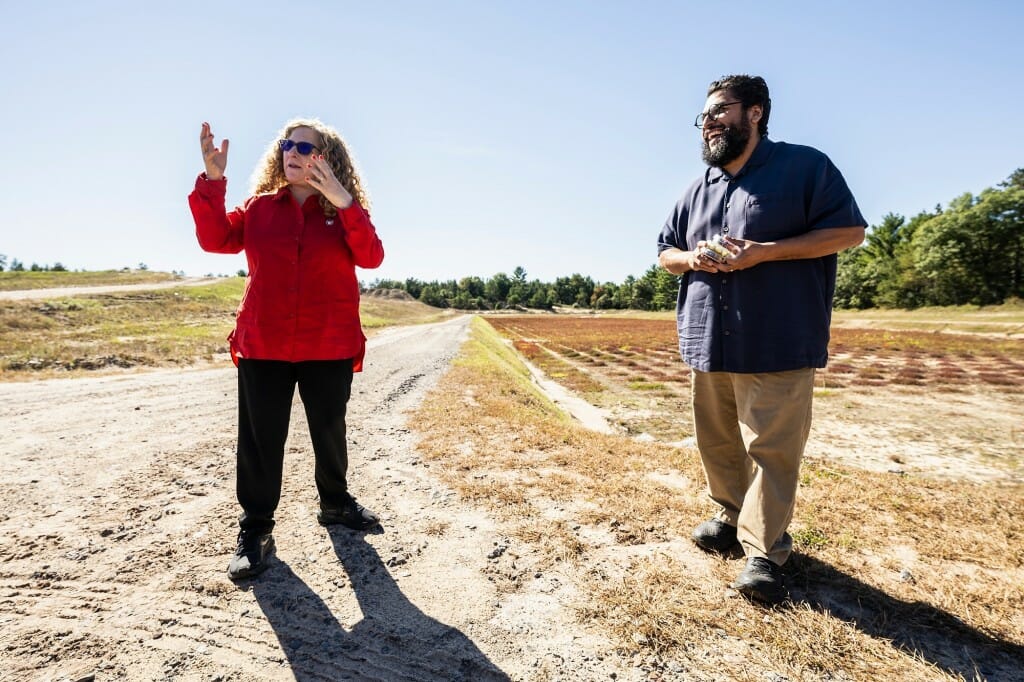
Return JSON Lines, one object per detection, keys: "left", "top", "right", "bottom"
{"left": 305, "top": 155, "right": 353, "bottom": 209}
{"left": 200, "top": 122, "right": 229, "bottom": 180}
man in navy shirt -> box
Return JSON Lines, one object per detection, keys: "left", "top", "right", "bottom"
{"left": 658, "top": 75, "right": 866, "bottom": 604}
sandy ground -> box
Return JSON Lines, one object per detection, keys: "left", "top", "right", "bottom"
{"left": 0, "top": 316, "right": 645, "bottom": 682}
{"left": 3, "top": 293, "right": 1019, "bottom": 681}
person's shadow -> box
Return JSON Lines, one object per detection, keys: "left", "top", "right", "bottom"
{"left": 250, "top": 528, "right": 510, "bottom": 682}
{"left": 787, "top": 554, "right": 1023, "bottom": 682}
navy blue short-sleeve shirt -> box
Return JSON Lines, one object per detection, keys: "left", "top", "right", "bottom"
{"left": 657, "top": 138, "right": 866, "bottom": 373}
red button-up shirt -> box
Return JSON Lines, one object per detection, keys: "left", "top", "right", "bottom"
{"left": 189, "top": 175, "right": 384, "bottom": 370}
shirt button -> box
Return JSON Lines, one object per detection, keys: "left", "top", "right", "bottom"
{"left": 724, "top": 330, "right": 731, "bottom": 336}
{"left": 723, "top": 305, "right": 729, "bottom": 310}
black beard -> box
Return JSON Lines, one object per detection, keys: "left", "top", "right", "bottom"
{"left": 701, "top": 123, "right": 751, "bottom": 168}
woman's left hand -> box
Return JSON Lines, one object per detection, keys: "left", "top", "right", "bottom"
{"left": 306, "top": 155, "right": 353, "bottom": 209}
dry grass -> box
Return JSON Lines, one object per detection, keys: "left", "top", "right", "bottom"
{"left": 360, "top": 296, "right": 454, "bottom": 328}
{"left": 599, "top": 303, "right": 1024, "bottom": 336}
{"left": 832, "top": 301, "right": 1024, "bottom": 337}
{"left": 0, "top": 280, "right": 245, "bottom": 379}
{"left": 0, "top": 269, "right": 180, "bottom": 291}
{"left": 410, "top": 317, "right": 1024, "bottom": 681}
{"left": 0, "top": 278, "right": 455, "bottom": 381}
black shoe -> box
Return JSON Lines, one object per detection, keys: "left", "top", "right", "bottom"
{"left": 732, "top": 557, "right": 788, "bottom": 605}
{"left": 318, "top": 495, "right": 380, "bottom": 530}
{"left": 692, "top": 518, "right": 740, "bottom": 553}
{"left": 227, "top": 530, "right": 275, "bottom": 580}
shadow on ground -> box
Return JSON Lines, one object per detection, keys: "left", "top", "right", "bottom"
{"left": 789, "top": 553, "right": 1022, "bottom": 682}
{"left": 249, "top": 529, "right": 510, "bottom": 681}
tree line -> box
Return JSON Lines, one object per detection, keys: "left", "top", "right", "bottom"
{"left": 835, "top": 169, "right": 1022, "bottom": 308}
{"left": 0, "top": 256, "right": 70, "bottom": 272}
{"left": 5, "top": 169, "right": 1018, "bottom": 311}
{"left": 373, "top": 169, "right": 1023, "bottom": 311}
{"left": 369, "top": 265, "right": 680, "bottom": 311}
{"left": 0, "top": 257, "right": 156, "bottom": 273}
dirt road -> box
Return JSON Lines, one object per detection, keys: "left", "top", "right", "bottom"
{"left": 0, "top": 316, "right": 634, "bottom": 682}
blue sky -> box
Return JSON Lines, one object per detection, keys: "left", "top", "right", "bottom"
{"left": 1, "top": 1, "right": 1021, "bottom": 284}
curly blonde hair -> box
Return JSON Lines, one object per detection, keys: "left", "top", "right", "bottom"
{"left": 249, "top": 117, "right": 371, "bottom": 218}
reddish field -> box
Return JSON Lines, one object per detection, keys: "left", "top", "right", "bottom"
{"left": 486, "top": 315, "right": 1024, "bottom": 392}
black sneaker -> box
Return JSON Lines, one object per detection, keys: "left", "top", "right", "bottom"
{"left": 692, "top": 518, "right": 740, "bottom": 553}
{"left": 731, "top": 556, "right": 788, "bottom": 605}
{"left": 317, "top": 495, "right": 380, "bottom": 530}
{"left": 227, "top": 530, "right": 275, "bottom": 580}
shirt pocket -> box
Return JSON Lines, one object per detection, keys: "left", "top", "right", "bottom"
{"left": 743, "top": 192, "right": 806, "bottom": 240}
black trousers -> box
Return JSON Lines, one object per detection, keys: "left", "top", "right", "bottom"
{"left": 236, "top": 358, "right": 354, "bottom": 533}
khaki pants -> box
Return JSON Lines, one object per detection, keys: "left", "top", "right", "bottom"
{"left": 691, "top": 368, "right": 816, "bottom": 565}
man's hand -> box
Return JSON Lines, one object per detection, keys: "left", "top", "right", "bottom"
{"left": 659, "top": 245, "right": 727, "bottom": 274}
{"left": 718, "top": 236, "right": 762, "bottom": 271}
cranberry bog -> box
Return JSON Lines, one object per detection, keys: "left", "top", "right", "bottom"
{"left": 485, "top": 314, "right": 1024, "bottom": 482}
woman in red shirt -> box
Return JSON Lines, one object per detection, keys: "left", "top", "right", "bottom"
{"left": 190, "top": 119, "right": 385, "bottom": 580}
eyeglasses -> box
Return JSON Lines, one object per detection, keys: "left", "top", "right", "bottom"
{"left": 279, "top": 139, "right": 321, "bottom": 155}
{"left": 693, "top": 101, "right": 742, "bottom": 128}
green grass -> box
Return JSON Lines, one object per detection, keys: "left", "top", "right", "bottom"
{"left": 0, "top": 269, "right": 181, "bottom": 291}
{"left": 628, "top": 381, "right": 666, "bottom": 391}
{"left": 791, "top": 525, "right": 830, "bottom": 550}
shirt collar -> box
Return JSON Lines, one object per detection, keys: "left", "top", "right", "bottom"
{"left": 271, "top": 185, "right": 322, "bottom": 211}
{"left": 705, "top": 136, "right": 774, "bottom": 184}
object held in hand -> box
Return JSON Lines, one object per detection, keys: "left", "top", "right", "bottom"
{"left": 700, "top": 235, "right": 733, "bottom": 264}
